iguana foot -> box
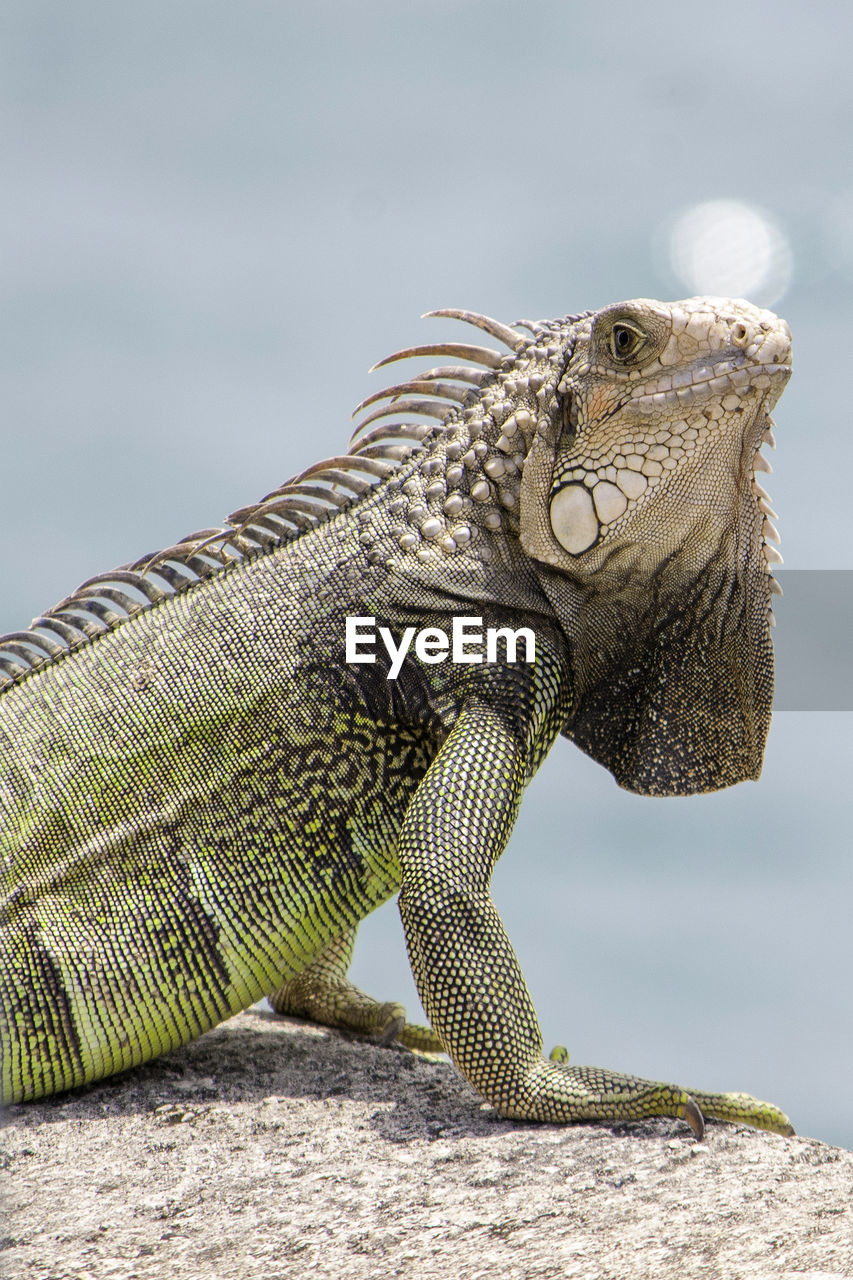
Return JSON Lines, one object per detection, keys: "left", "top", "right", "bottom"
{"left": 270, "top": 978, "right": 443, "bottom": 1052}
{"left": 538, "top": 1048, "right": 791, "bottom": 1136}
{"left": 268, "top": 930, "right": 444, "bottom": 1052}
{"left": 495, "top": 1057, "right": 793, "bottom": 1138}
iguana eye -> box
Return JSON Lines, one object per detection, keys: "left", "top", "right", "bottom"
{"left": 609, "top": 322, "right": 645, "bottom": 360}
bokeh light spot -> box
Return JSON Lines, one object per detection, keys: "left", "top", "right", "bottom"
{"left": 666, "top": 200, "right": 792, "bottom": 306}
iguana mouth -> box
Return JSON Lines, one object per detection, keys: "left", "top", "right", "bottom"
{"left": 630, "top": 357, "right": 791, "bottom": 415}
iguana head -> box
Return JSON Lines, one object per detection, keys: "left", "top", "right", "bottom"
{"left": 515, "top": 297, "right": 792, "bottom": 795}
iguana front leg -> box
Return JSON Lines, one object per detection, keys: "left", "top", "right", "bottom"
{"left": 398, "top": 703, "right": 794, "bottom": 1137}
{"left": 268, "top": 927, "right": 443, "bottom": 1051}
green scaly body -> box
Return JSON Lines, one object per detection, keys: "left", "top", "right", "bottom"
{"left": 1, "top": 296, "right": 794, "bottom": 1136}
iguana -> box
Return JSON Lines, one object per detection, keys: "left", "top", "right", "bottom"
{"left": 0, "top": 295, "right": 793, "bottom": 1139}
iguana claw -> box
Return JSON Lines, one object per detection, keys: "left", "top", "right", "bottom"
{"left": 682, "top": 1096, "right": 705, "bottom": 1141}
{"left": 376, "top": 1013, "right": 407, "bottom": 1046}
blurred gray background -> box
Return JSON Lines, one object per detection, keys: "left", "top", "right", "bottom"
{"left": 1, "top": 2, "right": 851, "bottom": 1145}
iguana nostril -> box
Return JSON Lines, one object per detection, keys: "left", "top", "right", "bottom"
{"left": 732, "top": 322, "right": 749, "bottom": 346}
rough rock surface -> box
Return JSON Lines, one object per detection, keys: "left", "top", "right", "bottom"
{"left": 2, "top": 1010, "right": 852, "bottom": 1279}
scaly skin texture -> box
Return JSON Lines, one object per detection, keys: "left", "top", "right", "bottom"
{"left": 0, "top": 296, "right": 793, "bottom": 1137}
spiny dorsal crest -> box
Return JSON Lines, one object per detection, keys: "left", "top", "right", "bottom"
{"left": 0, "top": 308, "right": 556, "bottom": 692}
